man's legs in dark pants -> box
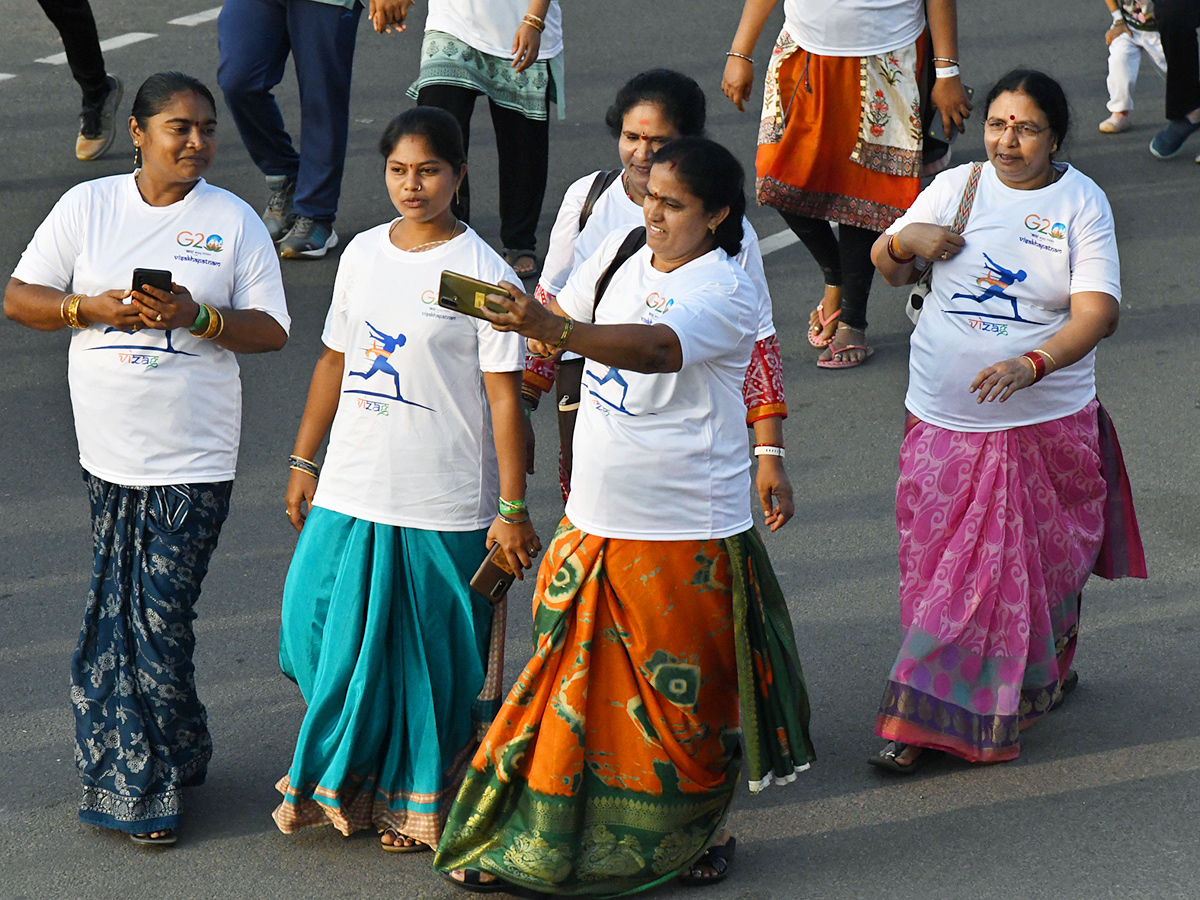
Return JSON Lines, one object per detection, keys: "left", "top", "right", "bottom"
{"left": 1157, "top": 0, "right": 1200, "bottom": 121}
{"left": 35, "top": 0, "right": 108, "bottom": 106}
{"left": 490, "top": 101, "right": 548, "bottom": 255}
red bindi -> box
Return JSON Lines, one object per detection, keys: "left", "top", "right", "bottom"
{"left": 1010, "top": 115, "right": 1016, "bottom": 120}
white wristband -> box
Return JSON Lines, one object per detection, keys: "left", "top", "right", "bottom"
{"left": 754, "top": 445, "right": 786, "bottom": 458}
{"left": 934, "top": 64, "right": 961, "bottom": 79}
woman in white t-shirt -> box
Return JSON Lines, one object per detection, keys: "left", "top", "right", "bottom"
{"left": 523, "top": 69, "right": 792, "bottom": 528}
{"left": 434, "top": 138, "right": 813, "bottom": 895}
{"left": 272, "top": 107, "right": 536, "bottom": 853}
{"left": 407, "top": 0, "right": 564, "bottom": 277}
{"left": 866, "top": 71, "right": 1145, "bottom": 774}
{"left": 4, "top": 72, "right": 290, "bottom": 845}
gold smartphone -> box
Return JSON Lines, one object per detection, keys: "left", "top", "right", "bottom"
{"left": 469, "top": 543, "right": 517, "bottom": 603}
{"left": 438, "top": 270, "right": 511, "bottom": 319}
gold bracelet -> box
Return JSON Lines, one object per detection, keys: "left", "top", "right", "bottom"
{"left": 726, "top": 51, "right": 754, "bottom": 65}
{"left": 1033, "top": 348, "right": 1058, "bottom": 371}
{"left": 60, "top": 294, "right": 73, "bottom": 326}
{"left": 522, "top": 13, "right": 545, "bottom": 31}
{"left": 65, "top": 293, "right": 86, "bottom": 329}
{"left": 549, "top": 316, "right": 573, "bottom": 352}
{"left": 197, "top": 306, "right": 224, "bottom": 340}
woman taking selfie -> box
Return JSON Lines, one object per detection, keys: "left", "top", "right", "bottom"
{"left": 524, "top": 69, "right": 790, "bottom": 526}
{"left": 4, "top": 71, "right": 289, "bottom": 845}
{"left": 867, "top": 70, "right": 1145, "bottom": 773}
{"left": 435, "top": 137, "right": 812, "bottom": 895}
{"left": 272, "top": 106, "right": 537, "bottom": 853}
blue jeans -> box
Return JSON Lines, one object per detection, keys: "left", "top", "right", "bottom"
{"left": 217, "top": 0, "right": 361, "bottom": 222}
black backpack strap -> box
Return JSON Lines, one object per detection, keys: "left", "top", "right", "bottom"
{"left": 578, "top": 169, "right": 622, "bottom": 232}
{"left": 590, "top": 227, "right": 646, "bottom": 322}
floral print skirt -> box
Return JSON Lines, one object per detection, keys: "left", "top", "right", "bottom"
{"left": 73, "top": 472, "right": 231, "bottom": 833}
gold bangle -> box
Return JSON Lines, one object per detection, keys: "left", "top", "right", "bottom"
{"left": 60, "top": 294, "right": 72, "bottom": 326}
{"left": 1033, "top": 348, "right": 1058, "bottom": 371}
{"left": 549, "top": 316, "right": 573, "bottom": 352}
{"left": 726, "top": 51, "right": 754, "bottom": 65}
{"left": 66, "top": 293, "right": 86, "bottom": 329}
{"left": 522, "top": 13, "right": 545, "bottom": 31}
{"left": 198, "top": 306, "right": 223, "bottom": 340}
{"left": 210, "top": 307, "right": 225, "bottom": 340}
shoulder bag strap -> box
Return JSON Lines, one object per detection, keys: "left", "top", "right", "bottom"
{"left": 590, "top": 226, "right": 647, "bottom": 322}
{"left": 578, "top": 169, "right": 623, "bottom": 232}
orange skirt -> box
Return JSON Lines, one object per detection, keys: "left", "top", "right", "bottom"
{"left": 756, "top": 33, "right": 926, "bottom": 231}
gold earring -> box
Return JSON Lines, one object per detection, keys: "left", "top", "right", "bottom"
{"left": 709, "top": 223, "right": 717, "bottom": 234}
{"left": 133, "top": 144, "right": 141, "bottom": 168}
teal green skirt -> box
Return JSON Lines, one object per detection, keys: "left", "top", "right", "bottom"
{"left": 271, "top": 507, "right": 505, "bottom": 844}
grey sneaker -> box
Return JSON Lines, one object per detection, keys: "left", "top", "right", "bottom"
{"left": 279, "top": 216, "right": 338, "bottom": 259}
{"left": 262, "top": 175, "right": 297, "bottom": 243}
{"left": 76, "top": 75, "right": 123, "bottom": 161}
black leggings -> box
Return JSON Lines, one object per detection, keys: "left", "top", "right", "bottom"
{"left": 417, "top": 83, "right": 549, "bottom": 253}
{"left": 36, "top": 0, "right": 108, "bottom": 107}
{"left": 1157, "top": 0, "right": 1200, "bottom": 120}
{"left": 778, "top": 212, "right": 879, "bottom": 332}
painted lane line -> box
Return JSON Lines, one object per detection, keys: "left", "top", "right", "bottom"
{"left": 36, "top": 32, "right": 156, "bottom": 65}
{"left": 758, "top": 229, "right": 799, "bottom": 257}
{"left": 0, "top": 74, "right": 16, "bottom": 83}
{"left": 170, "top": 7, "right": 223, "bottom": 26}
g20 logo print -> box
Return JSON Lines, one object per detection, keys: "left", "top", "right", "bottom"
{"left": 177, "top": 231, "right": 224, "bottom": 252}
{"left": 1023, "top": 215, "right": 1065, "bottom": 240}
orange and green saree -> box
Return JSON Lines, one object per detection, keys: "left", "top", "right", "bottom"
{"left": 434, "top": 518, "right": 813, "bottom": 896}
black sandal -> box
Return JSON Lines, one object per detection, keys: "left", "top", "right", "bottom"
{"left": 678, "top": 836, "right": 736, "bottom": 886}
{"left": 867, "top": 741, "right": 925, "bottom": 775}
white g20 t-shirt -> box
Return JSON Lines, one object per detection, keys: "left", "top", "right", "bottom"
{"left": 888, "top": 162, "right": 1121, "bottom": 432}
{"left": 426, "top": 0, "right": 563, "bottom": 60}
{"left": 784, "top": 0, "right": 925, "bottom": 56}
{"left": 11, "top": 174, "right": 290, "bottom": 485}
{"left": 538, "top": 171, "right": 776, "bottom": 363}
{"left": 556, "top": 231, "right": 758, "bottom": 541}
{"left": 313, "top": 223, "right": 524, "bottom": 530}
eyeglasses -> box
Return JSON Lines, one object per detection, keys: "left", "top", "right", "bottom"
{"left": 984, "top": 119, "right": 1049, "bottom": 139}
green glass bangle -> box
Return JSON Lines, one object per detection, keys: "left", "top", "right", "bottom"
{"left": 189, "top": 303, "right": 211, "bottom": 335}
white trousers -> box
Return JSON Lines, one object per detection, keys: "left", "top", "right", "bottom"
{"left": 1107, "top": 29, "right": 1168, "bottom": 112}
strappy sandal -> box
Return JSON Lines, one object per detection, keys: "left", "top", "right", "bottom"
{"left": 503, "top": 249, "right": 541, "bottom": 280}
{"left": 867, "top": 741, "right": 925, "bottom": 775}
{"left": 807, "top": 302, "right": 841, "bottom": 347}
{"left": 441, "top": 869, "right": 537, "bottom": 895}
{"left": 817, "top": 325, "right": 873, "bottom": 369}
{"left": 678, "top": 836, "right": 736, "bottom": 886}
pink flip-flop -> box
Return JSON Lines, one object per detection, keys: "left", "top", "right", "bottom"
{"left": 817, "top": 345, "right": 873, "bottom": 369}
{"left": 807, "top": 303, "right": 841, "bottom": 348}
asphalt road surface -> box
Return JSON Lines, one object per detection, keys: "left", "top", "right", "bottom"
{"left": 2, "top": 2, "right": 1198, "bottom": 899}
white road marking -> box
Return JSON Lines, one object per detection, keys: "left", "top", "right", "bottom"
{"left": 759, "top": 229, "right": 799, "bottom": 257}
{"left": 0, "top": 74, "right": 16, "bottom": 83}
{"left": 36, "top": 32, "right": 156, "bottom": 65}
{"left": 169, "top": 7, "right": 223, "bottom": 26}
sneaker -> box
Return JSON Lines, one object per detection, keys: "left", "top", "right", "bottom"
{"left": 262, "top": 175, "right": 297, "bottom": 243}
{"left": 279, "top": 216, "right": 338, "bottom": 259}
{"left": 1149, "top": 118, "right": 1200, "bottom": 159}
{"left": 76, "top": 75, "right": 123, "bottom": 161}
{"left": 1099, "top": 112, "right": 1131, "bottom": 134}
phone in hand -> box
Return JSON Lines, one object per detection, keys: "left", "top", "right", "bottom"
{"left": 469, "top": 543, "right": 517, "bottom": 602}
{"left": 438, "top": 271, "right": 511, "bottom": 319}
{"left": 131, "top": 268, "right": 173, "bottom": 295}
{"left": 927, "top": 85, "right": 974, "bottom": 144}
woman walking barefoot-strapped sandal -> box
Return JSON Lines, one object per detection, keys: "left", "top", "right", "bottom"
{"left": 129, "top": 829, "right": 177, "bottom": 846}
{"left": 380, "top": 828, "right": 431, "bottom": 853}
{"left": 817, "top": 323, "right": 873, "bottom": 369}
{"left": 807, "top": 288, "right": 842, "bottom": 347}
{"left": 867, "top": 741, "right": 926, "bottom": 775}
{"left": 678, "top": 835, "right": 736, "bottom": 886}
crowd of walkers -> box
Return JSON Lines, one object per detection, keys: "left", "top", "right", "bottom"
{"left": 6, "top": 0, "right": 1158, "bottom": 894}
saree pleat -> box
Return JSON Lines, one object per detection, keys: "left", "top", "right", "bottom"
{"left": 434, "top": 518, "right": 812, "bottom": 897}
{"left": 876, "top": 401, "right": 1110, "bottom": 762}
{"left": 73, "top": 473, "right": 231, "bottom": 833}
{"left": 272, "top": 508, "right": 504, "bottom": 846}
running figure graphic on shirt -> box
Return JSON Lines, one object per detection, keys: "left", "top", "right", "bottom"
{"left": 946, "top": 252, "right": 1032, "bottom": 322}
{"left": 91, "top": 326, "right": 198, "bottom": 356}
{"left": 585, "top": 365, "right": 632, "bottom": 415}
{"left": 345, "top": 322, "right": 433, "bottom": 409}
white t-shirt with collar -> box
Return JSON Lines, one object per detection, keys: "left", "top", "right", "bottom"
{"left": 312, "top": 223, "right": 524, "bottom": 530}
{"left": 888, "top": 162, "right": 1121, "bottom": 432}
{"left": 783, "top": 0, "right": 925, "bottom": 56}
{"left": 538, "top": 171, "right": 776, "bottom": 362}
{"left": 425, "top": 0, "right": 563, "bottom": 60}
{"left": 11, "top": 173, "right": 289, "bottom": 486}
{"left": 556, "top": 231, "right": 758, "bottom": 541}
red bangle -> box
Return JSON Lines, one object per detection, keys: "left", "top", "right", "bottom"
{"left": 1021, "top": 351, "right": 1046, "bottom": 383}
{"left": 886, "top": 234, "right": 916, "bottom": 264}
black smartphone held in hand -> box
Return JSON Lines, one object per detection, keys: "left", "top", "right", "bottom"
{"left": 927, "top": 85, "right": 974, "bottom": 144}
{"left": 438, "top": 270, "right": 511, "bottom": 319}
{"left": 469, "top": 543, "right": 517, "bottom": 603}
{"left": 131, "top": 268, "right": 173, "bottom": 295}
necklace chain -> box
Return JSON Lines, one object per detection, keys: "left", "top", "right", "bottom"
{"left": 393, "top": 217, "right": 461, "bottom": 253}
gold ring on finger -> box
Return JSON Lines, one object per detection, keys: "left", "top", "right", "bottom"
{"left": 156, "top": 314, "right": 163, "bottom": 322}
